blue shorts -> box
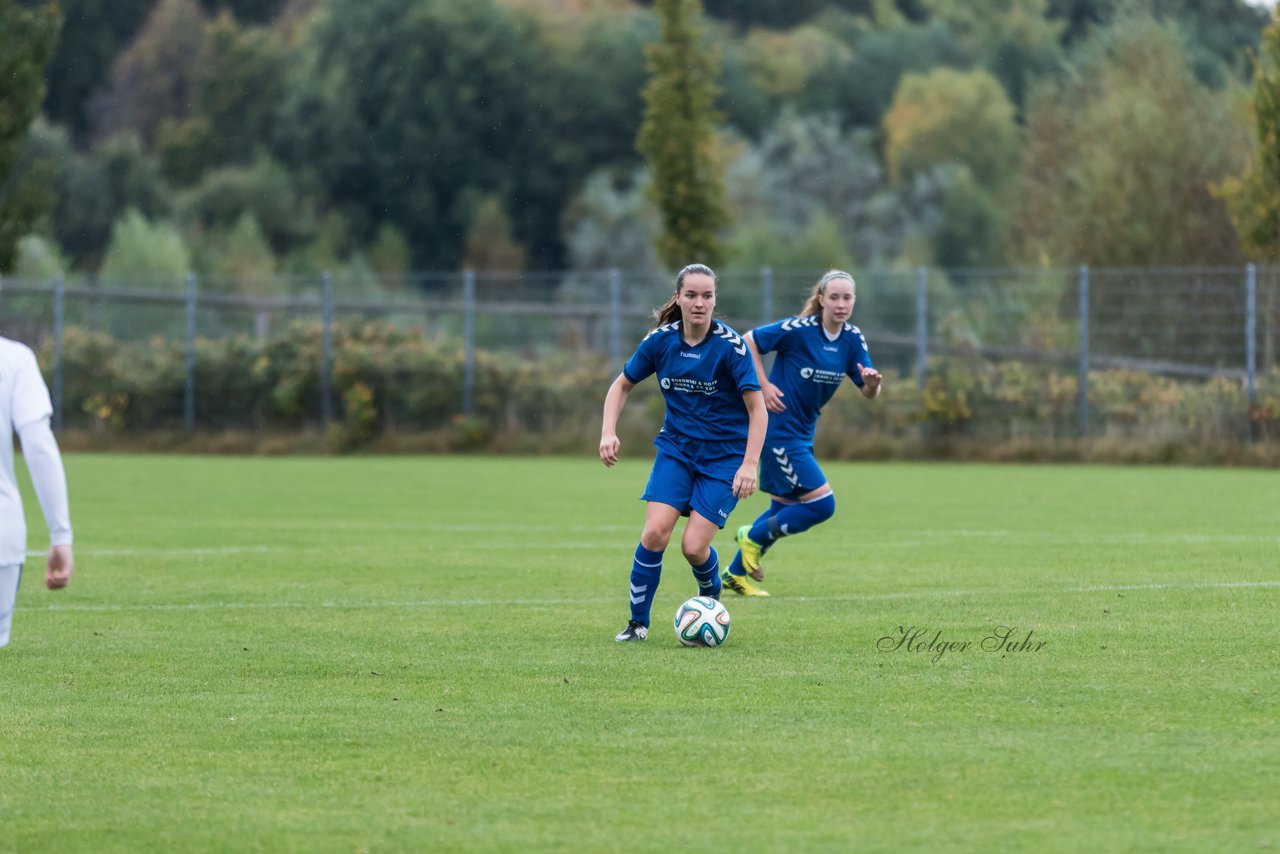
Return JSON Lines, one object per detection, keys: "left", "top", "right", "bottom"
{"left": 641, "top": 432, "right": 742, "bottom": 528}
{"left": 760, "top": 444, "right": 827, "bottom": 498}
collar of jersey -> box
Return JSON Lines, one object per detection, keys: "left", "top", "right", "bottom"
{"left": 679, "top": 320, "right": 716, "bottom": 348}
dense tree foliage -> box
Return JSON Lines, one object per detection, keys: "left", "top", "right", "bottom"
{"left": 1222, "top": 16, "right": 1280, "bottom": 260}
{"left": 6, "top": 0, "right": 1277, "bottom": 280}
{"left": 637, "top": 0, "right": 731, "bottom": 267}
{"left": 1017, "top": 12, "right": 1252, "bottom": 267}
{"left": 0, "top": 0, "right": 61, "bottom": 269}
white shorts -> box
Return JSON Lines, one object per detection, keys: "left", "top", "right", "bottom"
{"left": 0, "top": 563, "right": 22, "bottom": 648}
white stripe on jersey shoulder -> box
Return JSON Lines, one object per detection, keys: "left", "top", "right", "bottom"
{"left": 780, "top": 315, "right": 820, "bottom": 331}
{"left": 711, "top": 321, "right": 748, "bottom": 356}
{"left": 844, "top": 322, "right": 869, "bottom": 349}
{"left": 641, "top": 321, "right": 680, "bottom": 342}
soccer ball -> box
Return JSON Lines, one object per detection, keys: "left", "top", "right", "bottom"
{"left": 674, "top": 596, "right": 731, "bottom": 647}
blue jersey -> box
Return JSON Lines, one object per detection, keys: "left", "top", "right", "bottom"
{"left": 751, "top": 315, "right": 873, "bottom": 446}
{"left": 623, "top": 320, "right": 760, "bottom": 444}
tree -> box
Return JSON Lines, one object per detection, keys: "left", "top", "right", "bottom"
{"left": 41, "top": 0, "right": 153, "bottom": 138}
{"left": 800, "top": 19, "right": 974, "bottom": 131}
{"left": 883, "top": 67, "right": 1020, "bottom": 193}
{"left": 88, "top": 0, "right": 209, "bottom": 145}
{"left": 561, "top": 168, "right": 662, "bottom": 272}
{"left": 636, "top": 0, "right": 731, "bottom": 268}
{"left": 1017, "top": 12, "right": 1252, "bottom": 267}
{"left": 0, "top": 0, "right": 60, "bottom": 270}
{"left": 1018, "top": 11, "right": 1254, "bottom": 359}
{"left": 28, "top": 128, "right": 174, "bottom": 271}
{"left": 921, "top": 0, "right": 1064, "bottom": 109}
{"left": 881, "top": 67, "right": 1020, "bottom": 264}
{"left": 1221, "top": 16, "right": 1280, "bottom": 260}
{"left": 1045, "top": 0, "right": 1269, "bottom": 84}
{"left": 100, "top": 208, "right": 192, "bottom": 287}
{"left": 275, "top": 0, "right": 579, "bottom": 269}
{"left": 723, "top": 110, "right": 950, "bottom": 267}
{"left": 462, "top": 197, "right": 527, "bottom": 273}
{"left": 158, "top": 11, "right": 288, "bottom": 182}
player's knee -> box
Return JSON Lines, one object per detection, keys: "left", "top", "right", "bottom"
{"left": 680, "top": 542, "right": 709, "bottom": 565}
{"left": 640, "top": 526, "right": 672, "bottom": 551}
{"left": 811, "top": 492, "right": 836, "bottom": 523}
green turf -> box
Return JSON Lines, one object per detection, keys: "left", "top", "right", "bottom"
{"left": 3, "top": 455, "right": 1277, "bottom": 852}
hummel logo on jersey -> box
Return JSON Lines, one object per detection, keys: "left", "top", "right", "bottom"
{"left": 712, "top": 322, "right": 748, "bottom": 355}
{"left": 680, "top": 351, "right": 701, "bottom": 359}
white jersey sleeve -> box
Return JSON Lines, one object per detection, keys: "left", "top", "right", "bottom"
{"left": 11, "top": 346, "right": 53, "bottom": 429}
{"left": 17, "top": 417, "right": 72, "bottom": 546}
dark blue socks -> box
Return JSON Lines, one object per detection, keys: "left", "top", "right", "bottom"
{"left": 691, "top": 546, "right": 721, "bottom": 598}
{"left": 629, "top": 544, "right": 663, "bottom": 626}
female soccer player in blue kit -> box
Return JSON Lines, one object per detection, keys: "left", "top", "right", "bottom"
{"left": 600, "top": 264, "right": 768, "bottom": 642}
{"left": 721, "top": 270, "right": 882, "bottom": 597}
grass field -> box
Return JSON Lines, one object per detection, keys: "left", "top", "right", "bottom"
{"left": 3, "top": 454, "right": 1277, "bottom": 852}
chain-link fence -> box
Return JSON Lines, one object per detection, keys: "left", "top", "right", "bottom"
{"left": 1, "top": 264, "right": 1277, "bottom": 444}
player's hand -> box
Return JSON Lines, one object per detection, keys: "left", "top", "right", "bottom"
{"left": 46, "top": 544, "right": 73, "bottom": 590}
{"left": 600, "top": 434, "right": 621, "bottom": 468}
{"left": 857, "top": 364, "right": 882, "bottom": 391}
{"left": 762, "top": 382, "right": 786, "bottom": 413}
{"left": 732, "top": 462, "right": 757, "bottom": 499}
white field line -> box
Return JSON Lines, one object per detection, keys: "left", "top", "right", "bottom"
{"left": 26, "top": 546, "right": 278, "bottom": 558}
{"left": 29, "top": 529, "right": 1280, "bottom": 560}
{"left": 19, "top": 579, "right": 1280, "bottom": 613}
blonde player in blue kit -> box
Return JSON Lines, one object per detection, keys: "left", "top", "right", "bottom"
{"left": 600, "top": 264, "right": 767, "bottom": 642}
{"left": 722, "top": 270, "right": 881, "bottom": 597}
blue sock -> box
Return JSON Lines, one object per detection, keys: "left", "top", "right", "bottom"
{"left": 759, "top": 494, "right": 836, "bottom": 544}
{"left": 727, "top": 502, "right": 786, "bottom": 576}
{"left": 629, "top": 544, "right": 663, "bottom": 626}
{"left": 727, "top": 550, "right": 746, "bottom": 577}
{"left": 747, "top": 500, "right": 788, "bottom": 554}
{"left": 690, "top": 546, "right": 721, "bottom": 598}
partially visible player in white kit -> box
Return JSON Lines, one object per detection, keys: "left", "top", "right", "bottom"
{"left": 0, "top": 336, "right": 74, "bottom": 649}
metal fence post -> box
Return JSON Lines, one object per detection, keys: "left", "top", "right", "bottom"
{"left": 53, "top": 277, "right": 65, "bottom": 432}
{"left": 608, "top": 268, "right": 622, "bottom": 369}
{"left": 1246, "top": 263, "right": 1258, "bottom": 441}
{"left": 915, "top": 266, "right": 928, "bottom": 390}
{"left": 1078, "top": 265, "right": 1090, "bottom": 439}
{"left": 463, "top": 269, "right": 476, "bottom": 418}
{"left": 184, "top": 272, "right": 197, "bottom": 433}
{"left": 321, "top": 271, "right": 334, "bottom": 429}
{"left": 761, "top": 266, "right": 773, "bottom": 325}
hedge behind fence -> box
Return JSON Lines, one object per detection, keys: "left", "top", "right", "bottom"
{"left": 39, "top": 320, "right": 1280, "bottom": 459}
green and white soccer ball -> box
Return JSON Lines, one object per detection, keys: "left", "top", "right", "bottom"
{"left": 674, "top": 596, "right": 731, "bottom": 647}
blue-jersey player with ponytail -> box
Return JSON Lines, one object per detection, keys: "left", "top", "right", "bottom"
{"left": 722, "top": 270, "right": 882, "bottom": 597}
{"left": 600, "top": 264, "right": 767, "bottom": 642}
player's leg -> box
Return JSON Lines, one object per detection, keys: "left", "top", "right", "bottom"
{"left": 0, "top": 564, "right": 22, "bottom": 649}
{"left": 685, "top": 468, "right": 745, "bottom": 600}
{"left": 680, "top": 511, "right": 723, "bottom": 600}
{"left": 618, "top": 452, "right": 695, "bottom": 641}
{"left": 758, "top": 485, "right": 836, "bottom": 547}
{"left": 617, "top": 501, "right": 682, "bottom": 642}
{"left": 742, "top": 448, "right": 832, "bottom": 571}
